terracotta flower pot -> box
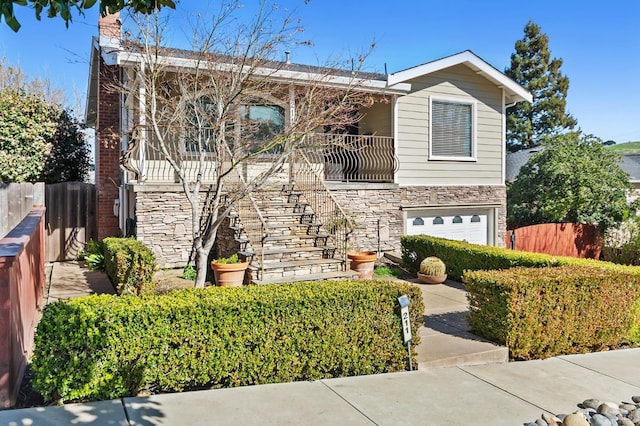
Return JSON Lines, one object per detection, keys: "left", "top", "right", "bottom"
{"left": 211, "top": 261, "right": 249, "bottom": 287}
{"left": 347, "top": 251, "right": 377, "bottom": 279}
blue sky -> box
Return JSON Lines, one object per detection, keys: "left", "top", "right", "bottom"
{"left": 1, "top": 0, "right": 638, "bottom": 142}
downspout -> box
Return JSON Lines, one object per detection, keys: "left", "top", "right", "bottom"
{"left": 118, "top": 66, "right": 126, "bottom": 234}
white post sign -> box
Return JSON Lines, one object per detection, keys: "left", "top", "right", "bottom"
{"left": 397, "top": 295, "right": 412, "bottom": 343}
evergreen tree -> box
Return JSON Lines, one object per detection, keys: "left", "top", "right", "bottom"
{"left": 505, "top": 21, "right": 577, "bottom": 152}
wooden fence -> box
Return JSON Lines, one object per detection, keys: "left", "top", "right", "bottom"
{"left": 506, "top": 223, "right": 602, "bottom": 259}
{"left": 0, "top": 207, "right": 45, "bottom": 408}
{"left": 45, "top": 182, "right": 96, "bottom": 262}
{"left": 0, "top": 183, "right": 45, "bottom": 239}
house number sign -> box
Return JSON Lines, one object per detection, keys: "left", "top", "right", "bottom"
{"left": 397, "top": 295, "right": 411, "bottom": 343}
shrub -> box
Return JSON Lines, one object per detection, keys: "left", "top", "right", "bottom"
{"left": 79, "top": 239, "right": 105, "bottom": 271}
{"left": 182, "top": 264, "right": 196, "bottom": 281}
{"left": 464, "top": 266, "right": 640, "bottom": 360}
{"left": 401, "top": 235, "right": 624, "bottom": 281}
{"left": 31, "top": 280, "right": 423, "bottom": 403}
{"left": 103, "top": 237, "right": 156, "bottom": 295}
{"left": 602, "top": 216, "right": 640, "bottom": 266}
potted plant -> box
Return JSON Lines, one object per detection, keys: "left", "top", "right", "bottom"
{"left": 347, "top": 250, "right": 378, "bottom": 279}
{"left": 211, "top": 254, "right": 249, "bottom": 287}
{"left": 417, "top": 256, "right": 447, "bottom": 284}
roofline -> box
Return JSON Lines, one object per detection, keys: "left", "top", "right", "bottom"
{"left": 114, "top": 50, "right": 412, "bottom": 95}
{"left": 387, "top": 50, "right": 532, "bottom": 104}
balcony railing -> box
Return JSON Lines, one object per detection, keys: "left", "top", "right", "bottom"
{"left": 302, "top": 133, "right": 397, "bottom": 183}
{"left": 122, "top": 129, "right": 396, "bottom": 184}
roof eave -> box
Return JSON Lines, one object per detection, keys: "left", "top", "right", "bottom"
{"left": 115, "top": 50, "right": 411, "bottom": 95}
{"left": 387, "top": 50, "right": 532, "bottom": 104}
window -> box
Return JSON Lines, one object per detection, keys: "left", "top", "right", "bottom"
{"left": 240, "top": 104, "right": 285, "bottom": 154}
{"left": 412, "top": 217, "right": 424, "bottom": 226}
{"left": 432, "top": 216, "right": 444, "bottom": 225}
{"left": 452, "top": 215, "right": 463, "bottom": 224}
{"left": 430, "top": 99, "right": 475, "bottom": 160}
{"left": 181, "top": 98, "right": 286, "bottom": 155}
{"left": 471, "top": 215, "right": 481, "bottom": 223}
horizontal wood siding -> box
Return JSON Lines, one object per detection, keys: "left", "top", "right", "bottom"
{"left": 396, "top": 64, "right": 503, "bottom": 186}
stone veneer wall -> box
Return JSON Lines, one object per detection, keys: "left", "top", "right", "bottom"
{"left": 328, "top": 184, "right": 403, "bottom": 254}
{"left": 133, "top": 187, "right": 193, "bottom": 268}
{"left": 132, "top": 183, "right": 506, "bottom": 267}
{"left": 329, "top": 183, "right": 507, "bottom": 254}
{"left": 401, "top": 185, "right": 507, "bottom": 244}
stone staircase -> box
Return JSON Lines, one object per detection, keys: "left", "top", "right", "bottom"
{"left": 231, "top": 184, "right": 358, "bottom": 285}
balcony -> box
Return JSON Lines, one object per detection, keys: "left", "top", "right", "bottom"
{"left": 122, "top": 129, "right": 397, "bottom": 185}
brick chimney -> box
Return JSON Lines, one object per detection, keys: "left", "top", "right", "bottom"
{"left": 96, "top": 10, "right": 122, "bottom": 239}
{"left": 98, "top": 11, "right": 121, "bottom": 39}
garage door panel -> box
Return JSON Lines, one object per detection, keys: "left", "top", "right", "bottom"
{"left": 406, "top": 211, "right": 488, "bottom": 245}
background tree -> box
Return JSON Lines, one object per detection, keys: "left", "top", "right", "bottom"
{"left": 0, "top": 58, "right": 91, "bottom": 183}
{"left": 42, "top": 109, "right": 91, "bottom": 183}
{"left": 505, "top": 20, "right": 577, "bottom": 152}
{"left": 507, "top": 132, "right": 632, "bottom": 231}
{"left": 0, "top": 0, "right": 175, "bottom": 31}
{"left": 0, "top": 88, "right": 57, "bottom": 182}
{"left": 124, "top": 1, "right": 374, "bottom": 287}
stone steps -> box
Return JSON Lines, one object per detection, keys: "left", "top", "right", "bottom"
{"left": 252, "top": 269, "right": 359, "bottom": 286}
{"left": 229, "top": 184, "right": 349, "bottom": 284}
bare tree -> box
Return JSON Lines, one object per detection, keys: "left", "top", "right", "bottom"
{"left": 0, "top": 57, "right": 66, "bottom": 106}
{"left": 120, "top": 1, "right": 377, "bottom": 287}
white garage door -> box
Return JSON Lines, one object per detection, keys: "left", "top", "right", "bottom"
{"left": 406, "top": 211, "right": 488, "bottom": 245}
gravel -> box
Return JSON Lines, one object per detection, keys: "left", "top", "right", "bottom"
{"left": 524, "top": 396, "right": 640, "bottom": 425}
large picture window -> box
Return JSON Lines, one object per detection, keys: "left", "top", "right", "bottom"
{"left": 180, "top": 97, "right": 285, "bottom": 155}
{"left": 240, "top": 104, "right": 285, "bottom": 154}
{"left": 430, "top": 98, "right": 475, "bottom": 160}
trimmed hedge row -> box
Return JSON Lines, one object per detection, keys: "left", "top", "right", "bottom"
{"left": 31, "top": 280, "right": 423, "bottom": 403}
{"left": 464, "top": 266, "right": 640, "bottom": 360}
{"left": 401, "top": 235, "right": 630, "bottom": 281}
{"left": 103, "top": 237, "right": 156, "bottom": 295}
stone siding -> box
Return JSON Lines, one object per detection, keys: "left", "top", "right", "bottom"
{"left": 134, "top": 190, "right": 193, "bottom": 268}
{"left": 330, "top": 183, "right": 506, "bottom": 254}
{"left": 133, "top": 183, "right": 506, "bottom": 266}
{"left": 328, "top": 184, "right": 403, "bottom": 254}
{"left": 401, "top": 185, "right": 507, "bottom": 244}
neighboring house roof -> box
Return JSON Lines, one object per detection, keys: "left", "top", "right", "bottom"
{"left": 505, "top": 146, "right": 545, "bottom": 183}
{"left": 618, "top": 155, "right": 640, "bottom": 184}
{"left": 387, "top": 50, "right": 533, "bottom": 105}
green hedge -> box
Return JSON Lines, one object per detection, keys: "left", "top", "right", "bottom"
{"left": 464, "top": 266, "right": 640, "bottom": 360}
{"left": 103, "top": 237, "right": 156, "bottom": 295}
{"left": 31, "top": 280, "right": 423, "bottom": 403}
{"left": 401, "top": 235, "right": 624, "bottom": 281}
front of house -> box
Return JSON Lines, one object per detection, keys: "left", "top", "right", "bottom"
{"left": 87, "top": 14, "right": 531, "bottom": 277}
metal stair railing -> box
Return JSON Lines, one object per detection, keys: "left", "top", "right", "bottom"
{"left": 221, "top": 150, "right": 269, "bottom": 281}
{"left": 291, "top": 149, "right": 355, "bottom": 270}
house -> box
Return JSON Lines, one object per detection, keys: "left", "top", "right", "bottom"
{"left": 86, "top": 14, "right": 531, "bottom": 282}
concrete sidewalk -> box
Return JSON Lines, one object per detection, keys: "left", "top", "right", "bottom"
{"left": 1, "top": 348, "right": 639, "bottom": 425}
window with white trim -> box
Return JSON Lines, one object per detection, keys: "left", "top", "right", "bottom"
{"left": 430, "top": 99, "right": 475, "bottom": 160}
